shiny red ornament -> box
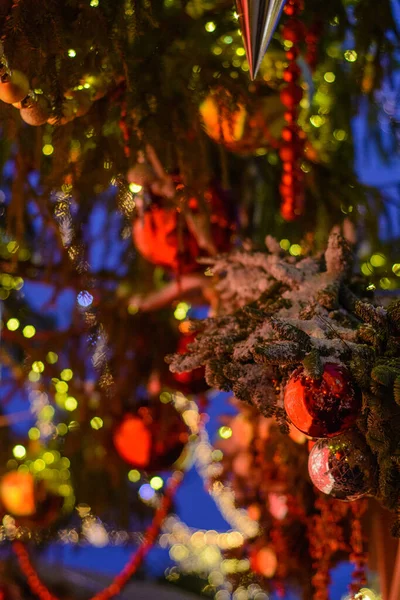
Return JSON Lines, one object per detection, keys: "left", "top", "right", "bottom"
{"left": 284, "top": 363, "right": 361, "bottom": 439}
{"left": 113, "top": 403, "right": 188, "bottom": 471}
{"left": 308, "top": 430, "right": 375, "bottom": 501}
{"left": 132, "top": 184, "right": 232, "bottom": 273}
{"left": 0, "top": 471, "right": 63, "bottom": 529}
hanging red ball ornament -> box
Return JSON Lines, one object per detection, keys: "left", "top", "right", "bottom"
{"left": 113, "top": 403, "right": 188, "bottom": 471}
{"left": 284, "top": 363, "right": 361, "bottom": 439}
{"left": 0, "top": 471, "right": 64, "bottom": 529}
{"left": 132, "top": 184, "right": 232, "bottom": 273}
{"left": 250, "top": 546, "right": 278, "bottom": 578}
{"left": 308, "top": 430, "right": 376, "bottom": 501}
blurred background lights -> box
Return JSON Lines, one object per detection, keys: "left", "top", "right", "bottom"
{"left": 128, "top": 469, "right": 140, "bottom": 483}
{"left": 12, "top": 445, "right": 26, "bottom": 460}
{"left": 218, "top": 426, "right": 232, "bottom": 440}
{"left": 174, "top": 302, "right": 190, "bottom": 320}
{"left": 150, "top": 476, "right": 164, "bottom": 490}
{"left": 77, "top": 290, "right": 94, "bottom": 307}
{"left": 138, "top": 483, "right": 155, "bottom": 501}
{"left": 6, "top": 318, "right": 19, "bottom": 331}
{"left": 90, "top": 416, "right": 103, "bottom": 430}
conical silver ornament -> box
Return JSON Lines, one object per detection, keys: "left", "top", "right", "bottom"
{"left": 236, "top": 0, "right": 287, "bottom": 80}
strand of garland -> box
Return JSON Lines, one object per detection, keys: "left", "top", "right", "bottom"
{"left": 279, "top": 0, "right": 306, "bottom": 221}
{"left": 12, "top": 471, "right": 183, "bottom": 600}
{"left": 348, "top": 500, "right": 368, "bottom": 597}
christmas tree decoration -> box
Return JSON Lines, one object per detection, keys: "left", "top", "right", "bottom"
{"left": 308, "top": 431, "right": 376, "bottom": 501}
{"left": 199, "top": 88, "right": 284, "bottom": 154}
{"left": 279, "top": 0, "right": 306, "bottom": 220}
{"left": 19, "top": 95, "right": 51, "bottom": 126}
{"left": 284, "top": 363, "right": 361, "bottom": 438}
{"left": 0, "top": 472, "right": 36, "bottom": 517}
{"left": 0, "top": 471, "right": 64, "bottom": 529}
{"left": 167, "top": 231, "right": 400, "bottom": 522}
{"left": 235, "top": 0, "right": 287, "bottom": 80}
{"left": 0, "top": 0, "right": 399, "bottom": 596}
{"left": 132, "top": 183, "right": 232, "bottom": 273}
{"left": 0, "top": 70, "right": 29, "bottom": 104}
{"left": 113, "top": 403, "right": 188, "bottom": 472}
{"left": 250, "top": 546, "right": 278, "bottom": 578}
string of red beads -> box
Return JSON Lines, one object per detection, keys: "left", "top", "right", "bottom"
{"left": 12, "top": 472, "right": 183, "bottom": 600}
{"left": 348, "top": 500, "right": 368, "bottom": 596}
{"left": 279, "top": 0, "right": 306, "bottom": 221}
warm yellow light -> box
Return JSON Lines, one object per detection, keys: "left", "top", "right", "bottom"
{"left": 174, "top": 302, "right": 190, "bottom": 321}
{"left": 370, "top": 253, "right": 386, "bottom": 267}
{"left": 56, "top": 381, "right": 68, "bottom": 394}
{"left": 46, "top": 352, "right": 58, "bottom": 364}
{"left": 128, "top": 469, "right": 140, "bottom": 482}
{"left": 344, "top": 49, "right": 358, "bottom": 62}
{"left": 60, "top": 368, "right": 73, "bottom": 381}
{"left": 90, "top": 416, "right": 104, "bottom": 430}
{"left": 33, "top": 459, "right": 46, "bottom": 472}
{"left": 28, "top": 427, "right": 40, "bottom": 441}
{"left": 32, "top": 361, "right": 44, "bottom": 373}
{"left": 219, "top": 426, "right": 232, "bottom": 440}
{"left": 65, "top": 397, "right": 78, "bottom": 411}
{"left": 128, "top": 183, "right": 142, "bottom": 193}
{"left": 22, "top": 325, "right": 36, "bottom": 338}
{"left": 289, "top": 244, "right": 302, "bottom": 256}
{"left": 68, "top": 49, "right": 77, "bottom": 58}
{"left": 205, "top": 21, "right": 216, "bottom": 32}
{"left": 12, "top": 445, "right": 26, "bottom": 460}
{"left": 324, "top": 72, "right": 336, "bottom": 83}
{"left": 150, "top": 476, "right": 163, "bottom": 490}
{"left": 6, "top": 318, "right": 19, "bottom": 331}
{"left": 42, "top": 144, "right": 54, "bottom": 156}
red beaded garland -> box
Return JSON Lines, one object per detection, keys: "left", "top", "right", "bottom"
{"left": 279, "top": 0, "right": 305, "bottom": 222}
{"left": 13, "top": 473, "right": 182, "bottom": 600}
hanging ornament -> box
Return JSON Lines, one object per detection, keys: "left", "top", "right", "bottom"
{"left": 113, "top": 402, "right": 188, "bottom": 471}
{"left": 308, "top": 430, "right": 376, "bottom": 501}
{"left": 284, "top": 364, "right": 361, "bottom": 439}
{"left": 170, "top": 332, "right": 208, "bottom": 395}
{"left": 132, "top": 183, "right": 232, "bottom": 273}
{"left": 0, "top": 70, "right": 29, "bottom": 104}
{"left": 200, "top": 88, "right": 284, "bottom": 154}
{"left": 235, "top": 0, "right": 287, "bottom": 80}
{"left": 20, "top": 94, "right": 51, "bottom": 126}
{"left": 0, "top": 471, "right": 64, "bottom": 528}
{"left": 250, "top": 546, "right": 278, "bottom": 578}
{"left": 0, "top": 472, "right": 36, "bottom": 517}
{"left": 279, "top": 0, "right": 306, "bottom": 221}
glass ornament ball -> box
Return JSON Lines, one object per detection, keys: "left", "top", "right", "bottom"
{"left": 113, "top": 403, "right": 189, "bottom": 472}
{"left": 0, "top": 472, "right": 36, "bottom": 517}
{"left": 308, "top": 430, "right": 376, "bottom": 501}
{"left": 284, "top": 363, "right": 361, "bottom": 438}
{"left": 0, "top": 70, "right": 29, "bottom": 104}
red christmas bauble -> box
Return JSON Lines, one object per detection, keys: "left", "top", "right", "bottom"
{"left": 171, "top": 332, "right": 208, "bottom": 395}
{"left": 0, "top": 471, "right": 63, "bottom": 529}
{"left": 250, "top": 546, "right": 278, "bottom": 578}
{"left": 132, "top": 184, "right": 232, "bottom": 273}
{"left": 113, "top": 403, "right": 188, "bottom": 471}
{"left": 284, "top": 363, "right": 361, "bottom": 438}
{"left": 308, "top": 430, "right": 375, "bottom": 501}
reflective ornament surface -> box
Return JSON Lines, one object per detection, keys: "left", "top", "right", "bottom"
{"left": 284, "top": 363, "right": 361, "bottom": 438}
{"left": 308, "top": 430, "right": 375, "bottom": 501}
